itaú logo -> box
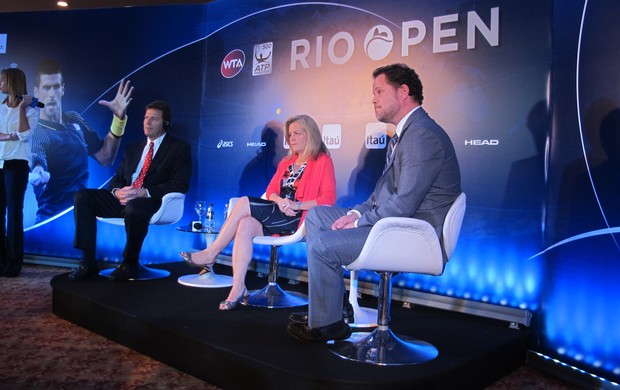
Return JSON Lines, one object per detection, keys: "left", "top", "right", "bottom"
{"left": 221, "top": 49, "right": 245, "bottom": 78}
{"left": 464, "top": 139, "right": 499, "bottom": 146}
{"left": 217, "top": 140, "right": 234, "bottom": 148}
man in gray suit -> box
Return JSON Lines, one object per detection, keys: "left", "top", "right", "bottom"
{"left": 287, "top": 63, "right": 462, "bottom": 342}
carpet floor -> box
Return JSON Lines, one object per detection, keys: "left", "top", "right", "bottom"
{"left": 0, "top": 264, "right": 574, "bottom": 389}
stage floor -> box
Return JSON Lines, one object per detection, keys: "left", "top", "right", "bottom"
{"left": 51, "top": 262, "right": 532, "bottom": 389}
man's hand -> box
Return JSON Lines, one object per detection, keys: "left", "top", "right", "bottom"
{"left": 99, "top": 79, "right": 133, "bottom": 119}
{"left": 114, "top": 186, "right": 145, "bottom": 205}
{"left": 331, "top": 213, "right": 359, "bottom": 230}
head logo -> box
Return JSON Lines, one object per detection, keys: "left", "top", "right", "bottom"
{"left": 364, "top": 25, "right": 394, "bottom": 61}
{"left": 221, "top": 49, "right": 245, "bottom": 79}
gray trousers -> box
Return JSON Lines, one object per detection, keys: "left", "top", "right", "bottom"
{"left": 305, "top": 206, "right": 373, "bottom": 328}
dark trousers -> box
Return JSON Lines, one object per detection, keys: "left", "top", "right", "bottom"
{"left": 73, "top": 189, "right": 161, "bottom": 265}
{"left": 0, "top": 160, "right": 29, "bottom": 276}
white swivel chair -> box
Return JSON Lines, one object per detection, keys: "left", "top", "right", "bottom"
{"left": 329, "top": 193, "right": 466, "bottom": 365}
{"left": 250, "top": 221, "right": 308, "bottom": 308}
{"left": 228, "top": 195, "right": 308, "bottom": 308}
{"left": 98, "top": 192, "right": 186, "bottom": 280}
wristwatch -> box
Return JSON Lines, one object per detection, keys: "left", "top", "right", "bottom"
{"left": 296, "top": 201, "right": 302, "bottom": 211}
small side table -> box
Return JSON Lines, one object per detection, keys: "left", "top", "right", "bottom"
{"left": 176, "top": 225, "right": 233, "bottom": 288}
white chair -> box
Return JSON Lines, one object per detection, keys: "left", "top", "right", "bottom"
{"left": 250, "top": 221, "right": 308, "bottom": 308}
{"left": 329, "top": 193, "right": 466, "bottom": 365}
{"left": 227, "top": 195, "right": 308, "bottom": 308}
{"left": 98, "top": 192, "right": 186, "bottom": 280}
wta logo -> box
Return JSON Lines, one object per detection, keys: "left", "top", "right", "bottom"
{"left": 221, "top": 49, "right": 245, "bottom": 78}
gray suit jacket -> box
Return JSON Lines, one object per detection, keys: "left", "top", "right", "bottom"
{"left": 353, "top": 107, "right": 461, "bottom": 232}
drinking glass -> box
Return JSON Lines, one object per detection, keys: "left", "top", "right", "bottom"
{"left": 194, "top": 201, "right": 207, "bottom": 226}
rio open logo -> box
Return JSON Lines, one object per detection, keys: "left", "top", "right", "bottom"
{"left": 364, "top": 25, "right": 393, "bottom": 61}
{"left": 221, "top": 49, "right": 245, "bottom": 78}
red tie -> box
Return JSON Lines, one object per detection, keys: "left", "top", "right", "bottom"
{"left": 132, "top": 142, "right": 154, "bottom": 188}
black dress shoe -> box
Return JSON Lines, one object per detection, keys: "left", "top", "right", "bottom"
{"left": 287, "top": 320, "right": 351, "bottom": 343}
{"left": 108, "top": 262, "right": 140, "bottom": 281}
{"left": 288, "top": 311, "right": 309, "bottom": 323}
{"left": 289, "top": 303, "right": 355, "bottom": 324}
{"left": 68, "top": 262, "right": 98, "bottom": 281}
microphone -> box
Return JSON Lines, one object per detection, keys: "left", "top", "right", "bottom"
{"left": 15, "top": 95, "right": 45, "bottom": 108}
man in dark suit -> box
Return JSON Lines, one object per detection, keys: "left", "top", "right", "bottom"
{"left": 69, "top": 100, "right": 191, "bottom": 281}
{"left": 287, "top": 63, "right": 462, "bottom": 342}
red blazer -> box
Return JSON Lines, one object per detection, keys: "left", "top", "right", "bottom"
{"left": 265, "top": 152, "right": 336, "bottom": 225}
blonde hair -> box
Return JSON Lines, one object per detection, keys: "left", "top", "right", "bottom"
{"left": 284, "top": 114, "right": 328, "bottom": 160}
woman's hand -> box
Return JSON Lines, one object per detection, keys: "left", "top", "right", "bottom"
{"left": 278, "top": 198, "right": 299, "bottom": 217}
{"left": 17, "top": 95, "right": 34, "bottom": 110}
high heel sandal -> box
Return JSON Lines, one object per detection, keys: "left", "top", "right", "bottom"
{"left": 180, "top": 251, "right": 216, "bottom": 269}
{"left": 198, "top": 265, "right": 212, "bottom": 276}
{"left": 219, "top": 288, "right": 249, "bottom": 311}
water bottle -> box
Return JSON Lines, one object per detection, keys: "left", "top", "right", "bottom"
{"left": 206, "top": 203, "right": 215, "bottom": 232}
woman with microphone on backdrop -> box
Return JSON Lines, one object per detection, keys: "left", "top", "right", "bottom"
{"left": 0, "top": 67, "right": 39, "bottom": 277}
{"left": 181, "top": 114, "right": 336, "bottom": 310}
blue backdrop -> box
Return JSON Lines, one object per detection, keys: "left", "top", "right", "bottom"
{"left": 1, "top": 0, "right": 617, "bottom": 383}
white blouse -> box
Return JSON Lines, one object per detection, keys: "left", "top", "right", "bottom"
{"left": 0, "top": 103, "right": 39, "bottom": 168}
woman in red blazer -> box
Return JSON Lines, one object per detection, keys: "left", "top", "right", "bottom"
{"left": 181, "top": 114, "right": 336, "bottom": 310}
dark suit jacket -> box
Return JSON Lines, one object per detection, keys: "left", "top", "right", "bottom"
{"left": 354, "top": 107, "right": 461, "bottom": 232}
{"left": 108, "top": 134, "right": 191, "bottom": 199}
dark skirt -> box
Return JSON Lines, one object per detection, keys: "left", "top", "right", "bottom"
{"left": 248, "top": 196, "right": 301, "bottom": 236}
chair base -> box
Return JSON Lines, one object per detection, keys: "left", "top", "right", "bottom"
{"left": 177, "top": 268, "right": 233, "bottom": 288}
{"left": 328, "top": 327, "right": 438, "bottom": 366}
{"left": 99, "top": 264, "right": 170, "bottom": 280}
{"left": 247, "top": 282, "right": 308, "bottom": 308}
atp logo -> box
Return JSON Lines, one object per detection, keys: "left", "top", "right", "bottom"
{"left": 221, "top": 49, "right": 245, "bottom": 79}
{"left": 253, "top": 42, "right": 272, "bottom": 76}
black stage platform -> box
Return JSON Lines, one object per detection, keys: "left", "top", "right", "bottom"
{"left": 51, "top": 262, "right": 533, "bottom": 389}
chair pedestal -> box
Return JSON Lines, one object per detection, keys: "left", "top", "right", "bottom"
{"left": 247, "top": 244, "right": 308, "bottom": 308}
{"left": 99, "top": 263, "right": 170, "bottom": 280}
{"left": 328, "top": 327, "right": 438, "bottom": 365}
{"left": 247, "top": 282, "right": 308, "bottom": 308}
{"left": 329, "top": 271, "right": 438, "bottom": 365}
